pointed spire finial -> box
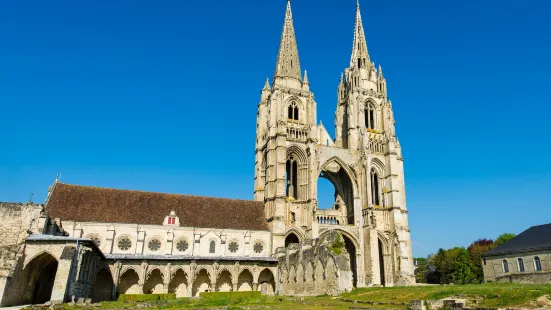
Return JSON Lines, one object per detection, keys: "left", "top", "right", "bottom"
{"left": 274, "top": 0, "right": 302, "bottom": 82}
{"left": 378, "top": 64, "right": 384, "bottom": 78}
{"left": 263, "top": 77, "right": 271, "bottom": 91}
{"left": 350, "top": 0, "right": 370, "bottom": 69}
{"left": 303, "top": 70, "right": 309, "bottom": 84}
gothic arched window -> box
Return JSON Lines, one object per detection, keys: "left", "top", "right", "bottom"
{"left": 209, "top": 240, "right": 216, "bottom": 254}
{"left": 503, "top": 260, "right": 509, "bottom": 273}
{"left": 535, "top": 256, "right": 542, "bottom": 271}
{"left": 288, "top": 101, "right": 299, "bottom": 121}
{"left": 365, "top": 104, "right": 375, "bottom": 130}
{"left": 286, "top": 156, "right": 298, "bottom": 199}
{"left": 371, "top": 168, "right": 380, "bottom": 206}
{"left": 518, "top": 258, "right": 525, "bottom": 272}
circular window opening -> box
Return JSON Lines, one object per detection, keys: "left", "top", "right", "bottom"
{"left": 118, "top": 238, "right": 132, "bottom": 251}
{"left": 228, "top": 241, "right": 239, "bottom": 253}
{"left": 254, "top": 242, "right": 264, "bottom": 254}
{"left": 176, "top": 239, "right": 189, "bottom": 252}
{"left": 148, "top": 239, "right": 162, "bottom": 252}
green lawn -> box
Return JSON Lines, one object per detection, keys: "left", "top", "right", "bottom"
{"left": 27, "top": 283, "right": 551, "bottom": 310}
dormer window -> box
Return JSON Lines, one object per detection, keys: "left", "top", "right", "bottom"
{"left": 288, "top": 101, "right": 299, "bottom": 121}
{"left": 164, "top": 211, "right": 180, "bottom": 226}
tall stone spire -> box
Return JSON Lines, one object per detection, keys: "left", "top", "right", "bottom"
{"left": 350, "top": 0, "right": 370, "bottom": 70}
{"left": 274, "top": 0, "right": 302, "bottom": 82}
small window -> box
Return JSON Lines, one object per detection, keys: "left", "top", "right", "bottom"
{"left": 518, "top": 258, "right": 525, "bottom": 272}
{"left": 176, "top": 239, "right": 189, "bottom": 252}
{"left": 503, "top": 260, "right": 509, "bottom": 273}
{"left": 118, "top": 237, "right": 132, "bottom": 251}
{"left": 168, "top": 217, "right": 175, "bottom": 225}
{"left": 209, "top": 240, "right": 216, "bottom": 254}
{"left": 483, "top": 258, "right": 486, "bottom": 265}
{"left": 535, "top": 256, "right": 542, "bottom": 271}
{"left": 228, "top": 241, "right": 239, "bottom": 253}
{"left": 148, "top": 239, "right": 162, "bottom": 252}
{"left": 254, "top": 242, "right": 264, "bottom": 254}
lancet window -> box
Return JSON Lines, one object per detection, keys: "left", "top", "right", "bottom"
{"left": 371, "top": 168, "right": 381, "bottom": 206}
{"left": 288, "top": 101, "right": 299, "bottom": 121}
{"left": 365, "top": 104, "right": 375, "bottom": 130}
{"left": 286, "top": 156, "right": 299, "bottom": 199}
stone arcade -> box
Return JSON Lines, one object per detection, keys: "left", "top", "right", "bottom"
{"left": 0, "top": 1, "right": 414, "bottom": 306}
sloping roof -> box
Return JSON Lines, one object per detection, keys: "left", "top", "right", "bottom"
{"left": 46, "top": 183, "right": 268, "bottom": 231}
{"left": 482, "top": 223, "right": 551, "bottom": 257}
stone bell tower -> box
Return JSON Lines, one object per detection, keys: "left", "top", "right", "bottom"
{"left": 254, "top": 0, "right": 415, "bottom": 287}
{"left": 253, "top": 0, "right": 318, "bottom": 251}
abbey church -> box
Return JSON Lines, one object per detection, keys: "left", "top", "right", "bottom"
{"left": 0, "top": 1, "right": 414, "bottom": 306}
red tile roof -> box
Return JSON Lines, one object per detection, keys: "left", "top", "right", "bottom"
{"left": 46, "top": 183, "right": 268, "bottom": 231}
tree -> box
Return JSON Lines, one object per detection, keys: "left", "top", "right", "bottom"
{"left": 496, "top": 233, "right": 515, "bottom": 246}
{"left": 467, "top": 239, "right": 496, "bottom": 283}
{"left": 414, "top": 257, "right": 428, "bottom": 283}
{"left": 451, "top": 248, "right": 477, "bottom": 284}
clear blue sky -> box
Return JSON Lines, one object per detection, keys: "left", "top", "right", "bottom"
{"left": 1, "top": 0, "right": 550, "bottom": 258}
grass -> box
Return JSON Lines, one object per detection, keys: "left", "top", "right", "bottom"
{"left": 25, "top": 283, "right": 551, "bottom": 310}
{"left": 342, "top": 283, "right": 551, "bottom": 308}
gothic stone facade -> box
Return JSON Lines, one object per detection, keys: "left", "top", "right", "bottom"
{"left": 254, "top": 1, "right": 414, "bottom": 287}
{"left": 0, "top": 1, "right": 414, "bottom": 307}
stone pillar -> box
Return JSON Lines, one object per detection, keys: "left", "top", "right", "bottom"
{"left": 369, "top": 229, "right": 381, "bottom": 285}
{"left": 383, "top": 253, "right": 394, "bottom": 287}
{"left": 167, "top": 230, "right": 174, "bottom": 255}
{"left": 50, "top": 258, "right": 74, "bottom": 303}
{"left": 106, "top": 226, "right": 115, "bottom": 254}
{"left": 136, "top": 228, "right": 146, "bottom": 255}
{"left": 252, "top": 283, "right": 258, "bottom": 291}
{"left": 232, "top": 283, "right": 238, "bottom": 292}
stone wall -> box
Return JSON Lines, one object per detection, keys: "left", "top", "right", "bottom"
{"left": 494, "top": 271, "right": 551, "bottom": 284}
{"left": 483, "top": 250, "right": 551, "bottom": 283}
{"left": 0, "top": 203, "right": 44, "bottom": 306}
{"left": 277, "top": 236, "right": 353, "bottom": 296}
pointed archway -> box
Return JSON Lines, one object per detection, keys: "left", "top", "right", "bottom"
{"left": 90, "top": 268, "right": 114, "bottom": 302}
{"left": 285, "top": 233, "right": 300, "bottom": 247}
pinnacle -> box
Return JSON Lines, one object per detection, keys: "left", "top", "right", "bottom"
{"left": 274, "top": 0, "right": 302, "bottom": 81}
{"left": 350, "top": 1, "right": 370, "bottom": 69}
{"left": 303, "top": 70, "right": 309, "bottom": 84}
{"left": 263, "top": 77, "right": 271, "bottom": 91}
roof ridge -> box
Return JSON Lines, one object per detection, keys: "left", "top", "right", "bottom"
{"left": 57, "top": 182, "right": 261, "bottom": 205}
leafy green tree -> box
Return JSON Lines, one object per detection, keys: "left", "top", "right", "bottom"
{"left": 414, "top": 257, "right": 428, "bottom": 283}
{"left": 451, "top": 248, "right": 477, "bottom": 284}
{"left": 467, "top": 239, "right": 495, "bottom": 283}
{"left": 496, "top": 233, "right": 515, "bottom": 246}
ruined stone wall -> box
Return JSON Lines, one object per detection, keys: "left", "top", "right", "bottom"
{"left": 277, "top": 240, "right": 353, "bottom": 296}
{"left": 0, "top": 203, "right": 44, "bottom": 306}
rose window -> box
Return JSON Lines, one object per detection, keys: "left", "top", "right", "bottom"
{"left": 176, "top": 240, "right": 189, "bottom": 252}
{"left": 91, "top": 236, "right": 101, "bottom": 247}
{"left": 148, "top": 239, "right": 161, "bottom": 252}
{"left": 254, "top": 242, "right": 264, "bottom": 254}
{"left": 228, "top": 241, "right": 239, "bottom": 253}
{"left": 118, "top": 238, "right": 132, "bottom": 251}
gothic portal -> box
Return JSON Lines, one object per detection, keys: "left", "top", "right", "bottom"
{"left": 254, "top": 0, "right": 415, "bottom": 286}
